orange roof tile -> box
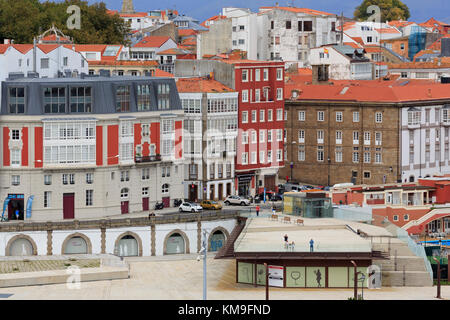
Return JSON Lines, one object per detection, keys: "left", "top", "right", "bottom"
{"left": 153, "top": 69, "right": 174, "bottom": 78}
{"left": 134, "top": 36, "right": 171, "bottom": 48}
{"left": 201, "top": 15, "right": 226, "bottom": 27}
{"left": 375, "top": 28, "right": 401, "bottom": 34}
{"left": 388, "top": 20, "right": 415, "bottom": 28}
{"left": 41, "top": 34, "right": 71, "bottom": 42}
{"left": 260, "top": 6, "right": 335, "bottom": 16}
{"left": 178, "top": 29, "right": 198, "bottom": 37}
{"left": 176, "top": 77, "right": 234, "bottom": 93}
{"left": 388, "top": 58, "right": 450, "bottom": 69}
{"left": 364, "top": 46, "right": 383, "bottom": 53}
{"left": 119, "top": 12, "right": 148, "bottom": 18}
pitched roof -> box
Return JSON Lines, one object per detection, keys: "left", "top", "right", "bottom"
{"left": 387, "top": 20, "right": 415, "bottom": 28}
{"left": 176, "top": 77, "right": 234, "bottom": 93}
{"left": 157, "top": 48, "right": 191, "bottom": 55}
{"left": 133, "top": 36, "right": 171, "bottom": 48}
{"left": 119, "top": 12, "right": 148, "bottom": 18}
{"left": 260, "top": 6, "right": 335, "bottom": 16}
{"left": 200, "top": 15, "right": 227, "bottom": 27}
{"left": 178, "top": 29, "right": 198, "bottom": 37}
{"left": 285, "top": 79, "right": 450, "bottom": 103}
{"left": 153, "top": 69, "right": 174, "bottom": 78}
{"left": 0, "top": 44, "right": 77, "bottom": 55}
{"left": 388, "top": 57, "right": 450, "bottom": 69}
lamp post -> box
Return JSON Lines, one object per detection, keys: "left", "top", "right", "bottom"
{"left": 351, "top": 260, "right": 357, "bottom": 299}
{"left": 359, "top": 273, "right": 366, "bottom": 300}
{"left": 202, "top": 229, "right": 207, "bottom": 300}
{"left": 433, "top": 257, "right": 441, "bottom": 299}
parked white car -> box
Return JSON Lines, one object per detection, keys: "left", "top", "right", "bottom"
{"left": 224, "top": 196, "right": 250, "bottom": 206}
{"left": 179, "top": 202, "right": 203, "bottom": 213}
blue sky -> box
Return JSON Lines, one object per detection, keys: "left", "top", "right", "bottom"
{"left": 67, "top": 0, "right": 450, "bottom": 23}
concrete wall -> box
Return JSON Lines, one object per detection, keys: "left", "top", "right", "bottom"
{"left": 198, "top": 19, "right": 232, "bottom": 58}
{"left": 175, "top": 60, "right": 235, "bottom": 89}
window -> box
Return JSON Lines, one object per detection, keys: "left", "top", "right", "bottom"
{"left": 86, "top": 173, "right": 93, "bottom": 184}
{"left": 238, "top": 39, "right": 245, "bottom": 45}
{"left": 252, "top": 110, "right": 257, "bottom": 123}
{"left": 62, "top": 174, "right": 68, "bottom": 185}
{"left": 259, "top": 130, "right": 265, "bottom": 143}
{"left": 116, "top": 85, "right": 130, "bottom": 112}
{"left": 268, "top": 130, "right": 272, "bottom": 142}
{"left": 277, "top": 109, "right": 283, "bottom": 121}
{"left": 11, "top": 129, "right": 20, "bottom": 140}
{"left": 353, "top": 131, "right": 359, "bottom": 144}
{"left": 242, "top": 111, "right": 248, "bottom": 123}
{"left": 251, "top": 131, "right": 257, "bottom": 144}
{"left": 255, "top": 69, "right": 260, "bottom": 81}
{"left": 375, "top": 148, "right": 382, "bottom": 163}
{"left": 69, "top": 174, "right": 75, "bottom": 185}
{"left": 317, "top": 111, "right": 324, "bottom": 121}
{"left": 70, "top": 87, "right": 92, "bottom": 113}
{"left": 63, "top": 57, "right": 68, "bottom": 66}
{"left": 276, "top": 88, "right": 283, "bottom": 100}
{"left": 367, "top": 36, "right": 373, "bottom": 43}
{"left": 255, "top": 89, "right": 260, "bottom": 102}
{"left": 242, "top": 90, "right": 248, "bottom": 102}
{"left": 44, "top": 87, "right": 66, "bottom": 113}
{"left": 364, "top": 172, "right": 371, "bottom": 179}
{"left": 120, "top": 171, "right": 130, "bottom": 182}
{"left": 162, "top": 184, "right": 169, "bottom": 194}
{"left": 11, "top": 149, "right": 20, "bottom": 166}
{"left": 242, "top": 152, "right": 248, "bottom": 165}
{"left": 393, "top": 215, "right": 399, "bottom": 222}
{"left": 375, "top": 132, "right": 382, "bottom": 145}
{"left": 286, "top": 21, "right": 291, "bottom": 29}
{"left": 157, "top": 84, "right": 170, "bottom": 110}
{"left": 162, "top": 166, "right": 171, "bottom": 178}
{"left": 239, "top": 25, "right": 244, "bottom": 30}
{"left": 44, "top": 175, "right": 52, "bottom": 185}
{"left": 242, "top": 70, "right": 248, "bottom": 82}
{"left": 277, "top": 150, "right": 282, "bottom": 162}
{"left": 408, "top": 110, "right": 421, "bottom": 125}
{"left": 375, "top": 112, "right": 382, "bottom": 123}
{"left": 259, "top": 151, "right": 265, "bottom": 164}
{"left": 11, "top": 175, "right": 20, "bottom": 186}
{"left": 8, "top": 87, "right": 25, "bottom": 114}
{"left": 403, "top": 214, "right": 409, "bottom": 221}
{"left": 137, "top": 84, "right": 152, "bottom": 111}
{"left": 260, "top": 110, "right": 265, "bottom": 122}
{"left": 353, "top": 111, "right": 359, "bottom": 122}
{"left": 44, "top": 191, "right": 51, "bottom": 208}
{"left": 268, "top": 109, "right": 273, "bottom": 121}
{"left": 336, "top": 112, "right": 343, "bottom": 122}
{"left": 364, "top": 148, "right": 371, "bottom": 163}
{"left": 277, "top": 129, "right": 283, "bottom": 141}
{"left": 86, "top": 190, "right": 93, "bottom": 206}
{"left": 317, "top": 130, "right": 324, "bottom": 143}
{"left": 251, "top": 152, "right": 257, "bottom": 164}
{"left": 263, "top": 69, "right": 269, "bottom": 81}
{"left": 277, "top": 68, "right": 283, "bottom": 80}
{"left": 353, "top": 147, "right": 359, "bottom": 163}
{"left": 242, "top": 131, "right": 248, "bottom": 144}
{"left": 335, "top": 147, "right": 342, "bottom": 162}
{"left": 401, "top": 72, "right": 408, "bottom": 78}
{"left": 303, "top": 21, "right": 312, "bottom": 31}
{"left": 298, "top": 145, "right": 305, "bottom": 161}
{"left": 298, "top": 111, "right": 305, "bottom": 121}
{"left": 364, "top": 132, "right": 371, "bottom": 144}
{"left": 298, "top": 130, "right": 305, "bottom": 143}
{"left": 41, "top": 58, "right": 49, "bottom": 69}
{"left": 317, "top": 146, "right": 324, "bottom": 161}
{"left": 142, "top": 168, "right": 150, "bottom": 180}
{"left": 336, "top": 131, "right": 342, "bottom": 144}
{"left": 121, "top": 188, "right": 129, "bottom": 199}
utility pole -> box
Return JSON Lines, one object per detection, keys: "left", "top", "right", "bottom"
{"left": 351, "top": 260, "right": 358, "bottom": 299}
{"left": 264, "top": 263, "right": 269, "bottom": 300}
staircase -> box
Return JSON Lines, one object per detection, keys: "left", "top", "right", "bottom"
{"left": 372, "top": 239, "right": 433, "bottom": 287}
{"left": 215, "top": 217, "right": 247, "bottom": 259}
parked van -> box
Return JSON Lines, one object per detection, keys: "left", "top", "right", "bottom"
{"left": 283, "top": 183, "right": 302, "bottom": 192}
{"left": 332, "top": 183, "right": 354, "bottom": 189}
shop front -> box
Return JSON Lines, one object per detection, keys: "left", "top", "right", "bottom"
{"left": 237, "top": 173, "right": 255, "bottom": 197}
{"left": 235, "top": 254, "right": 374, "bottom": 288}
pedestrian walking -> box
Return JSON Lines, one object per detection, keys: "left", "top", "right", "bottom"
{"left": 309, "top": 238, "right": 314, "bottom": 252}
{"left": 256, "top": 205, "right": 260, "bottom": 217}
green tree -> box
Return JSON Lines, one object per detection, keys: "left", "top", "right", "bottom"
{"left": 0, "top": 0, "right": 130, "bottom": 44}
{"left": 354, "top": 0, "right": 410, "bottom": 22}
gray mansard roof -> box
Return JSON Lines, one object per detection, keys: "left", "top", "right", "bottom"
{"left": 1, "top": 76, "right": 182, "bottom": 115}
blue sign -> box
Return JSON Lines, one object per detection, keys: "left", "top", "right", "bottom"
{"left": 263, "top": 188, "right": 266, "bottom": 203}
{"left": 26, "top": 196, "right": 34, "bottom": 219}
{"left": 2, "top": 198, "right": 10, "bottom": 221}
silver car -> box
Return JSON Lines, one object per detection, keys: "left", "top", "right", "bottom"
{"left": 224, "top": 196, "right": 251, "bottom": 206}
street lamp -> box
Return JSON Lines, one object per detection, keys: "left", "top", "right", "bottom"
{"left": 197, "top": 229, "right": 208, "bottom": 300}
{"left": 350, "top": 260, "right": 357, "bottom": 299}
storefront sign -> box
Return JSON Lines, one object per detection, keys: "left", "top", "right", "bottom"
{"left": 268, "top": 265, "right": 284, "bottom": 287}
{"left": 238, "top": 174, "right": 254, "bottom": 183}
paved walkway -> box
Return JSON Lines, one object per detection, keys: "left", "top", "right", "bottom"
{"left": 0, "top": 256, "right": 447, "bottom": 300}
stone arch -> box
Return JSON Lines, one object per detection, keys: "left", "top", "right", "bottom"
{"left": 207, "top": 226, "right": 230, "bottom": 251}
{"left": 61, "top": 232, "right": 93, "bottom": 255}
{"left": 114, "top": 231, "right": 143, "bottom": 257}
{"left": 5, "top": 234, "right": 38, "bottom": 256}
{"left": 163, "top": 229, "right": 190, "bottom": 255}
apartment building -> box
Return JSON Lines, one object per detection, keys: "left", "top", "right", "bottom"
{"left": 175, "top": 59, "right": 285, "bottom": 196}
{"left": 177, "top": 78, "right": 238, "bottom": 201}
{"left": 0, "top": 75, "right": 184, "bottom": 221}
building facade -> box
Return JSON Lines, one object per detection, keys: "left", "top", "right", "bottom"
{"left": 0, "top": 75, "right": 184, "bottom": 221}
{"left": 177, "top": 78, "right": 238, "bottom": 201}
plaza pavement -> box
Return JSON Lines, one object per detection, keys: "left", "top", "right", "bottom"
{"left": 0, "top": 254, "right": 447, "bottom": 300}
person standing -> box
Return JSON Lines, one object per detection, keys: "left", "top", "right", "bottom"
{"left": 309, "top": 238, "right": 314, "bottom": 252}
{"left": 256, "top": 205, "right": 260, "bottom": 217}
{"left": 284, "top": 234, "right": 289, "bottom": 249}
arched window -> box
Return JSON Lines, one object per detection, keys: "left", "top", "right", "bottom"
{"left": 166, "top": 233, "right": 185, "bottom": 254}
{"left": 409, "top": 176, "right": 415, "bottom": 182}
{"left": 64, "top": 236, "right": 88, "bottom": 254}
{"left": 162, "top": 184, "right": 169, "bottom": 194}
{"left": 121, "top": 188, "right": 129, "bottom": 199}
{"left": 9, "top": 238, "right": 33, "bottom": 256}
{"left": 118, "top": 235, "right": 138, "bottom": 257}
{"left": 209, "top": 231, "right": 226, "bottom": 252}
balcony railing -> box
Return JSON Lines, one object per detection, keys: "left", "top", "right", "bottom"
{"left": 135, "top": 154, "right": 161, "bottom": 163}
